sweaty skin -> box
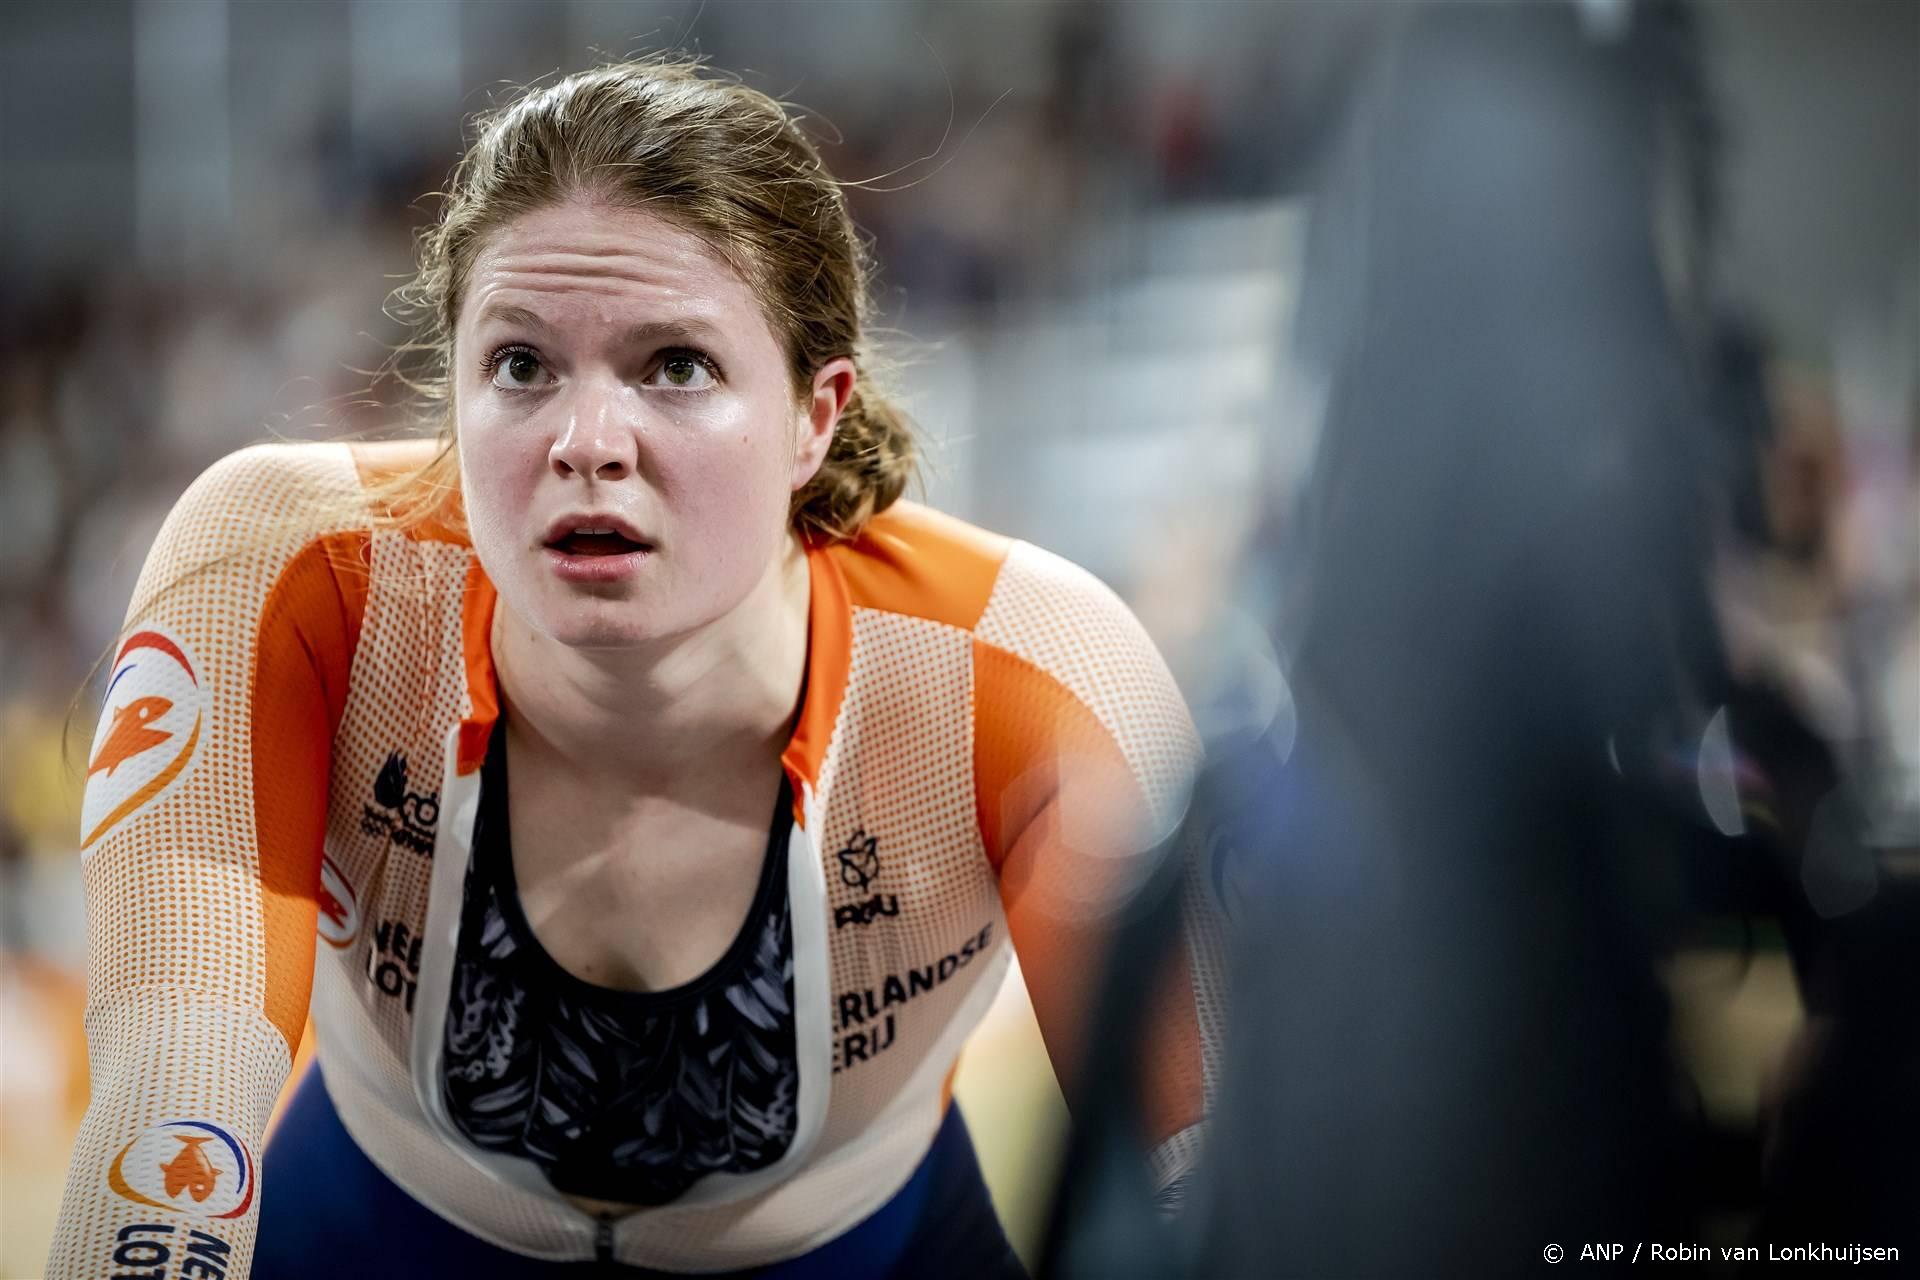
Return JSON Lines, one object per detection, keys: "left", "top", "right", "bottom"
{"left": 455, "top": 198, "right": 847, "bottom": 653}
{"left": 452, "top": 196, "right": 858, "bottom": 1219}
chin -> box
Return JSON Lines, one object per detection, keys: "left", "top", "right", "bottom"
{"left": 539, "top": 609, "right": 676, "bottom": 651}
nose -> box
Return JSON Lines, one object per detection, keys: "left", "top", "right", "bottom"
{"left": 549, "top": 380, "right": 637, "bottom": 481}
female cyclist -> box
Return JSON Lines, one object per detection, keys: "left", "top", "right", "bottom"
{"left": 51, "top": 60, "right": 1215, "bottom": 1278}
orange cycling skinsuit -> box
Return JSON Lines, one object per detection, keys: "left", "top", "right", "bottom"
{"left": 50, "top": 441, "right": 1222, "bottom": 1276}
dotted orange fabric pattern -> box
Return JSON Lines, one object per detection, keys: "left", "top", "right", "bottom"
{"left": 977, "top": 541, "right": 1202, "bottom": 839}
{"left": 53, "top": 444, "right": 1214, "bottom": 1275}
{"left": 53, "top": 445, "right": 363, "bottom": 1279}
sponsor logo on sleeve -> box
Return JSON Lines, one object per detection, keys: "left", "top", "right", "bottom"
{"left": 80, "top": 629, "right": 210, "bottom": 854}
{"left": 315, "top": 854, "right": 361, "bottom": 948}
{"left": 107, "top": 1120, "right": 254, "bottom": 1220}
{"left": 110, "top": 1223, "right": 233, "bottom": 1279}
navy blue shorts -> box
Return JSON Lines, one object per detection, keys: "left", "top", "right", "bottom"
{"left": 258, "top": 1066, "right": 1027, "bottom": 1279}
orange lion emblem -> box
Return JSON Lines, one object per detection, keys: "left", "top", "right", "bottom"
{"left": 159, "top": 1135, "right": 222, "bottom": 1203}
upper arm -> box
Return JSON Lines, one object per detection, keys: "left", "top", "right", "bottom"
{"left": 971, "top": 542, "right": 1214, "bottom": 1173}
{"left": 80, "top": 444, "right": 367, "bottom": 1044}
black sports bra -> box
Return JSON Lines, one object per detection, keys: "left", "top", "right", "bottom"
{"left": 440, "top": 730, "right": 800, "bottom": 1206}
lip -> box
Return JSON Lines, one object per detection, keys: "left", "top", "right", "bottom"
{"left": 540, "top": 511, "right": 656, "bottom": 585}
{"left": 542, "top": 512, "right": 653, "bottom": 547}
{"left": 543, "top": 545, "right": 652, "bottom": 584}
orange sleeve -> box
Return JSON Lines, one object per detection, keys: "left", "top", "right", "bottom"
{"left": 48, "top": 446, "right": 366, "bottom": 1280}
{"left": 254, "top": 531, "right": 368, "bottom": 1046}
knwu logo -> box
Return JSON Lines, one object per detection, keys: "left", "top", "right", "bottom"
{"left": 79, "top": 628, "right": 210, "bottom": 854}
{"left": 107, "top": 1119, "right": 254, "bottom": 1219}
{"left": 360, "top": 751, "right": 438, "bottom": 856}
{"left": 834, "top": 828, "right": 897, "bottom": 930}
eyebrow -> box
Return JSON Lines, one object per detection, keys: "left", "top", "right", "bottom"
{"left": 473, "top": 302, "right": 726, "bottom": 347}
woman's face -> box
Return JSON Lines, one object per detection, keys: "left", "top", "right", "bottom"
{"left": 454, "top": 195, "right": 843, "bottom": 649}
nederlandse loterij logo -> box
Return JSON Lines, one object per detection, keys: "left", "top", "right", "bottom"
{"left": 80, "top": 628, "right": 210, "bottom": 854}
{"left": 107, "top": 1120, "right": 255, "bottom": 1219}
{"left": 316, "top": 853, "right": 361, "bottom": 948}
{"left": 359, "top": 750, "right": 438, "bottom": 856}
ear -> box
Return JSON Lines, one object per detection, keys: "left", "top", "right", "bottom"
{"left": 793, "top": 356, "right": 857, "bottom": 491}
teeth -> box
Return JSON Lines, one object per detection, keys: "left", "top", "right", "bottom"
{"left": 573, "top": 527, "right": 614, "bottom": 536}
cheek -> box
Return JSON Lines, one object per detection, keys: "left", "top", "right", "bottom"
{"left": 456, "top": 411, "right": 544, "bottom": 546}
{"left": 653, "top": 410, "right": 795, "bottom": 563}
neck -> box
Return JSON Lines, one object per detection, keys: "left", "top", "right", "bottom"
{"left": 490, "top": 535, "right": 812, "bottom": 791}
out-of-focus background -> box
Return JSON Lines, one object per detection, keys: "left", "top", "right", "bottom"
{"left": 2, "top": 0, "right": 1914, "bottom": 1275}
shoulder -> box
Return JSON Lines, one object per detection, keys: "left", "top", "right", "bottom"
{"left": 169, "top": 437, "right": 454, "bottom": 539}
{"left": 175, "top": 440, "right": 365, "bottom": 520}
{"left": 134, "top": 442, "right": 366, "bottom": 601}
{"left": 823, "top": 500, "right": 1013, "bottom": 631}
{"left": 974, "top": 538, "right": 1152, "bottom": 663}
{"left": 130, "top": 439, "right": 455, "bottom": 642}
{"left": 827, "top": 499, "right": 1176, "bottom": 689}
{"left": 971, "top": 536, "right": 1201, "bottom": 838}
{"left": 148, "top": 437, "right": 464, "bottom": 584}
{"left": 826, "top": 501, "right": 1164, "bottom": 655}
{"left": 832, "top": 502, "right": 1199, "bottom": 830}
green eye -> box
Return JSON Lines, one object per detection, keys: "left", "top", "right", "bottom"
{"left": 651, "top": 351, "right": 715, "bottom": 389}
{"left": 506, "top": 351, "right": 541, "bottom": 383}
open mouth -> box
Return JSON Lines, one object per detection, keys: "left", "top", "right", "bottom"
{"left": 548, "top": 528, "right": 651, "bottom": 557}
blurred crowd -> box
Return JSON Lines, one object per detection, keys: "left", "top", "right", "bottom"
{"left": 3, "top": 0, "right": 1916, "bottom": 1273}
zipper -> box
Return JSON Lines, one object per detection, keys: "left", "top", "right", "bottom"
{"left": 595, "top": 1212, "right": 616, "bottom": 1263}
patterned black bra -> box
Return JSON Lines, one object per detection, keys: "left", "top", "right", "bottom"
{"left": 440, "top": 730, "right": 800, "bottom": 1206}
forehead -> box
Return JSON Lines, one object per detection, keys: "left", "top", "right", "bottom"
{"left": 460, "top": 197, "right": 767, "bottom": 335}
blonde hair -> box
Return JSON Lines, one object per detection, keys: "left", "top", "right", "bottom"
{"left": 381, "top": 57, "right": 916, "bottom": 541}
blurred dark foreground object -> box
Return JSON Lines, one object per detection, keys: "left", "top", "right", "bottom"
{"left": 1194, "top": 2, "right": 1708, "bottom": 1265}
{"left": 1040, "top": 4, "right": 1916, "bottom": 1276}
